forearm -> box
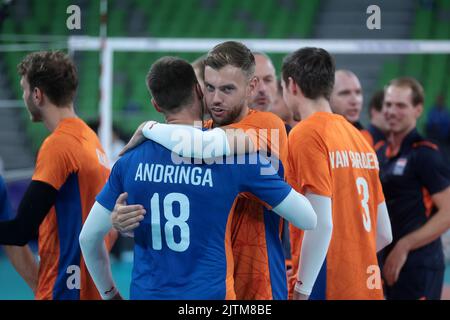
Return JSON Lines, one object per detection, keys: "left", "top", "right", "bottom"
{"left": 400, "top": 209, "right": 450, "bottom": 251}
{"left": 82, "top": 240, "right": 115, "bottom": 299}
{"left": 80, "top": 202, "right": 118, "bottom": 300}
{"left": 0, "top": 219, "right": 33, "bottom": 245}
{"left": 3, "top": 245, "right": 38, "bottom": 292}
{"left": 0, "top": 181, "right": 56, "bottom": 246}
{"left": 295, "top": 194, "right": 332, "bottom": 296}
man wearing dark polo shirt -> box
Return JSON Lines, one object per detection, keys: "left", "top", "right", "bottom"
{"left": 330, "top": 70, "right": 364, "bottom": 129}
{"left": 377, "top": 77, "right": 450, "bottom": 300}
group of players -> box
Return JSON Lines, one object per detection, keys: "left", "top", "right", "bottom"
{"left": 0, "top": 40, "right": 449, "bottom": 300}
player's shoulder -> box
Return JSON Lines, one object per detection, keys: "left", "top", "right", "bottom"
{"left": 122, "top": 139, "right": 156, "bottom": 156}
{"left": 326, "top": 114, "right": 372, "bottom": 150}
{"left": 360, "top": 129, "right": 374, "bottom": 146}
{"left": 111, "top": 141, "right": 153, "bottom": 174}
{"left": 119, "top": 140, "right": 165, "bottom": 164}
{"left": 245, "top": 109, "right": 286, "bottom": 129}
{"left": 412, "top": 140, "right": 439, "bottom": 152}
{"left": 39, "top": 130, "right": 71, "bottom": 156}
{"left": 352, "top": 129, "right": 377, "bottom": 153}
{"left": 43, "top": 118, "right": 89, "bottom": 149}
{"left": 409, "top": 130, "right": 440, "bottom": 154}
{"left": 411, "top": 138, "right": 444, "bottom": 165}
{"left": 289, "top": 112, "right": 329, "bottom": 140}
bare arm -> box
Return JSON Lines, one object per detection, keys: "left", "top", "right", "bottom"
{"left": 383, "top": 186, "right": 450, "bottom": 286}
{"left": 3, "top": 245, "right": 38, "bottom": 293}
{"left": 119, "top": 122, "right": 147, "bottom": 156}
{"left": 399, "top": 186, "right": 450, "bottom": 251}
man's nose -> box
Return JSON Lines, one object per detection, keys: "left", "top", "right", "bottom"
{"left": 258, "top": 80, "right": 267, "bottom": 93}
{"left": 212, "top": 90, "right": 223, "bottom": 105}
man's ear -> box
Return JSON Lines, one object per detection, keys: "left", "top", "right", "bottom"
{"left": 33, "top": 87, "right": 44, "bottom": 106}
{"left": 288, "top": 77, "right": 298, "bottom": 95}
{"left": 151, "top": 98, "right": 162, "bottom": 113}
{"left": 247, "top": 76, "right": 258, "bottom": 97}
{"left": 195, "top": 83, "right": 204, "bottom": 100}
{"left": 414, "top": 103, "right": 423, "bottom": 119}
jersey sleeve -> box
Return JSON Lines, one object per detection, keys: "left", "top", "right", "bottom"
{"left": 360, "top": 129, "right": 374, "bottom": 147}
{"left": 415, "top": 146, "right": 450, "bottom": 195}
{"left": 237, "top": 153, "right": 292, "bottom": 209}
{"left": 95, "top": 159, "right": 124, "bottom": 212}
{"left": 288, "top": 128, "right": 332, "bottom": 197}
{"left": 0, "top": 176, "right": 13, "bottom": 221}
{"left": 32, "top": 135, "right": 79, "bottom": 190}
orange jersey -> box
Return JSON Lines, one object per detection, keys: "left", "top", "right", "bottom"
{"left": 287, "top": 112, "right": 385, "bottom": 300}
{"left": 208, "top": 109, "right": 289, "bottom": 299}
{"left": 360, "top": 128, "right": 386, "bottom": 152}
{"left": 365, "top": 125, "right": 387, "bottom": 152}
{"left": 32, "top": 118, "right": 111, "bottom": 300}
{"left": 360, "top": 129, "right": 374, "bottom": 147}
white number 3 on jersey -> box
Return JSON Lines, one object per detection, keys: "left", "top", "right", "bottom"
{"left": 356, "top": 177, "right": 372, "bottom": 232}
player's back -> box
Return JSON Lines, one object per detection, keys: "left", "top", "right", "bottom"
{"left": 34, "top": 118, "right": 110, "bottom": 300}
{"left": 289, "top": 112, "right": 384, "bottom": 299}
{"left": 109, "top": 140, "right": 290, "bottom": 300}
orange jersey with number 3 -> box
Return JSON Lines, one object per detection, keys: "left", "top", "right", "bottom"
{"left": 287, "top": 112, "right": 385, "bottom": 300}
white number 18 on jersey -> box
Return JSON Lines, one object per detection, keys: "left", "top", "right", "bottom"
{"left": 150, "top": 192, "right": 190, "bottom": 252}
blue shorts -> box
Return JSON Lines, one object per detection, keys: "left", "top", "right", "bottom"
{"left": 384, "top": 266, "right": 444, "bottom": 300}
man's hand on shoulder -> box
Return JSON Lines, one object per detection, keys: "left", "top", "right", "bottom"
{"left": 119, "top": 121, "right": 157, "bottom": 156}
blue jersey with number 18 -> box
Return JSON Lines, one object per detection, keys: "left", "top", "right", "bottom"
{"left": 96, "top": 140, "right": 291, "bottom": 300}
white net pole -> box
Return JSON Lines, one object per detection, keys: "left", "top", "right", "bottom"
{"left": 99, "top": 46, "right": 113, "bottom": 162}
{"left": 98, "top": 0, "right": 113, "bottom": 163}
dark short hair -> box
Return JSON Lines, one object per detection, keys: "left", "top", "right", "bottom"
{"left": 205, "top": 41, "right": 255, "bottom": 80}
{"left": 282, "top": 47, "right": 335, "bottom": 100}
{"left": 368, "top": 89, "right": 384, "bottom": 115}
{"left": 18, "top": 51, "right": 78, "bottom": 106}
{"left": 146, "top": 56, "right": 198, "bottom": 113}
{"left": 387, "top": 77, "right": 424, "bottom": 106}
